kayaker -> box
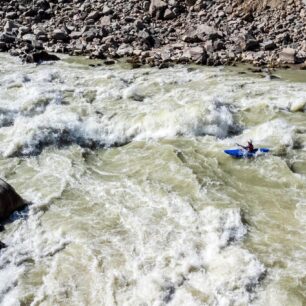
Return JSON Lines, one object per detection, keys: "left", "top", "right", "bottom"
{"left": 237, "top": 140, "right": 254, "bottom": 152}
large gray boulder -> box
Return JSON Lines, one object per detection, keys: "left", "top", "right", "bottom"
{"left": 279, "top": 48, "right": 296, "bottom": 64}
{"left": 238, "top": 33, "right": 259, "bottom": 51}
{"left": 52, "top": 29, "right": 68, "bottom": 42}
{"left": 182, "top": 46, "right": 207, "bottom": 64}
{"left": 182, "top": 24, "right": 220, "bottom": 43}
{"left": 0, "top": 179, "right": 25, "bottom": 220}
{"left": 0, "top": 32, "right": 16, "bottom": 44}
{"left": 149, "top": 0, "right": 167, "bottom": 16}
{"left": 0, "top": 241, "right": 6, "bottom": 250}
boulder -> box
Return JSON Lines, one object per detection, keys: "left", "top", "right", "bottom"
{"left": 22, "top": 34, "right": 36, "bottom": 43}
{"left": 0, "top": 33, "right": 16, "bottom": 44}
{"left": 186, "top": 0, "right": 197, "bottom": 6}
{"left": 279, "top": 48, "right": 296, "bottom": 64}
{"left": 117, "top": 44, "right": 134, "bottom": 56}
{"left": 6, "top": 12, "right": 17, "bottom": 19}
{"left": 260, "top": 40, "right": 277, "bottom": 51}
{"left": 4, "top": 21, "right": 19, "bottom": 33}
{"left": 143, "top": 1, "right": 150, "bottom": 11}
{"left": 197, "top": 24, "right": 220, "bottom": 40}
{"left": 103, "top": 5, "right": 113, "bottom": 15}
{"left": 19, "top": 26, "right": 31, "bottom": 35}
{"left": 289, "top": 101, "right": 305, "bottom": 112}
{"left": 0, "top": 179, "right": 25, "bottom": 220}
{"left": 182, "top": 46, "right": 207, "bottom": 64}
{"left": 86, "top": 11, "right": 101, "bottom": 21}
{"left": 101, "top": 16, "right": 112, "bottom": 26}
{"left": 0, "top": 241, "right": 6, "bottom": 250}
{"left": 182, "top": 28, "right": 201, "bottom": 43}
{"left": 149, "top": 0, "right": 167, "bottom": 16}
{"left": 182, "top": 24, "right": 220, "bottom": 43}
{"left": 164, "top": 9, "right": 176, "bottom": 19}
{"left": 52, "top": 29, "right": 68, "bottom": 42}
{"left": 238, "top": 33, "right": 259, "bottom": 51}
{"left": 25, "top": 51, "right": 60, "bottom": 63}
{"left": 0, "top": 42, "right": 8, "bottom": 51}
{"left": 104, "top": 58, "right": 116, "bottom": 65}
{"left": 70, "top": 31, "right": 82, "bottom": 39}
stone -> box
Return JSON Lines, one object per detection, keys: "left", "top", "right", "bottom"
{"left": 134, "top": 20, "right": 145, "bottom": 30}
{"left": 197, "top": 24, "right": 220, "bottom": 40}
{"left": 0, "top": 42, "right": 7, "bottom": 51}
{"left": 82, "top": 29, "right": 98, "bottom": 42}
{"left": 104, "top": 59, "right": 116, "bottom": 65}
{"left": 0, "top": 33, "right": 15, "bottom": 44}
{"left": 143, "top": 1, "right": 150, "bottom": 11}
{"left": 205, "top": 40, "right": 214, "bottom": 52}
{"left": 276, "top": 32, "right": 291, "bottom": 44}
{"left": 22, "top": 34, "right": 36, "bottom": 43}
{"left": 160, "top": 48, "right": 171, "bottom": 61}
{"left": 101, "top": 16, "right": 111, "bottom": 26}
{"left": 19, "top": 26, "right": 31, "bottom": 35}
{"left": 214, "top": 39, "right": 225, "bottom": 51}
{"left": 32, "top": 40, "right": 44, "bottom": 50}
{"left": 289, "top": 101, "right": 306, "bottom": 112}
{"left": 149, "top": 0, "right": 167, "bottom": 16}
{"left": 4, "top": 21, "right": 19, "bottom": 33}
{"left": 25, "top": 51, "right": 60, "bottom": 63}
{"left": 0, "top": 241, "right": 6, "bottom": 250}
{"left": 182, "top": 28, "right": 200, "bottom": 43}
{"left": 103, "top": 5, "right": 113, "bottom": 15}
{"left": 117, "top": 44, "right": 134, "bottom": 56}
{"left": 0, "top": 0, "right": 304, "bottom": 68}
{"left": 52, "top": 29, "right": 68, "bottom": 42}
{"left": 6, "top": 12, "right": 17, "bottom": 19}
{"left": 186, "top": 0, "right": 196, "bottom": 5}
{"left": 238, "top": 33, "right": 259, "bottom": 51}
{"left": 125, "top": 16, "right": 136, "bottom": 23}
{"left": 0, "top": 179, "right": 25, "bottom": 220}
{"left": 182, "top": 46, "right": 207, "bottom": 64}
{"left": 182, "top": 24, "right": 220, "bottom": 43}
{"left": 279, "top": 48, "right": 296, "bottom": 64}
{"left": 164, "top": 9, "right": 176, "bottom": 19}
{"left": 87, "top": 11, "right": 100, "bottom": 21}
{"left": 261, "top": 40, "right": 277, "bottom": 51}
{"left": 70, "top": 31, "right": 83, "bottom": 39}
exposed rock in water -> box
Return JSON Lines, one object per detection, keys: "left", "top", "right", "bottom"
{"left": 289, "top": 101, "right": 306, "bottom": 112}
{"left": 0, "top": 241, "right": 7, "bottom": 250}
{"left": 0, "top": 178, "right": 25, "bottom": 220}
{"left": 24, "top": 51, "right": 60, "bottom": 64}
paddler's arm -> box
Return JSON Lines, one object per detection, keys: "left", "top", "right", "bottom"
{"left": 236, "top": 143, "right": 247, "bottom": 150}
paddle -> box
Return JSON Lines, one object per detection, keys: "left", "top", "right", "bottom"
{"left": 236, "top": 143, "right": 245, "bottom": 149}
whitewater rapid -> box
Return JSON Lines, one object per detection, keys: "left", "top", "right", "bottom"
{"left": 0, "top": 53, "right": 305, "bottom": 306}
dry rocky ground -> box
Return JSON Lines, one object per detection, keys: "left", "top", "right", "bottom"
{"left": 0, "top": 0, "right": 306, "bottom": 67}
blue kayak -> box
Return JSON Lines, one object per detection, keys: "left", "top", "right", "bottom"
{"left": 224, "top": 148, "right": 270, "bottom": 158}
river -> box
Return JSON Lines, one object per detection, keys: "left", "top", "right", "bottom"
{"left": 0, "top": 53, "right": 305, "bottom": 306}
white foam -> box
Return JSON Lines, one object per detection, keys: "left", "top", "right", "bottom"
{"left": 0, "top": 53, "right": 305, "bottom": 306}
{"left": 0, "top": 100, "right": 234, "bottom": 157}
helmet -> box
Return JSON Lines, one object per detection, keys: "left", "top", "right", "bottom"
{"left": 248, "top": 139, "right": 253, "bottom": 144}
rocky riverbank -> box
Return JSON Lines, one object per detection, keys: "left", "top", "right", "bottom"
{"left": 0, "top": 0, "right": 306, "bottom": 67}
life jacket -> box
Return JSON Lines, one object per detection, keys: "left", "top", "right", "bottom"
{"left": 248, "top": 143, "right": 254, "bottom": 152}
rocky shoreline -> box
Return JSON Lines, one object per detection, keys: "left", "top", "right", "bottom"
{"left": 0, "top": 0, "right": 306, "bottom": 67}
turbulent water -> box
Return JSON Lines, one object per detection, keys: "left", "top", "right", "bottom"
{"left": 0, "top": 53, "right": 305, "bottom": 306}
